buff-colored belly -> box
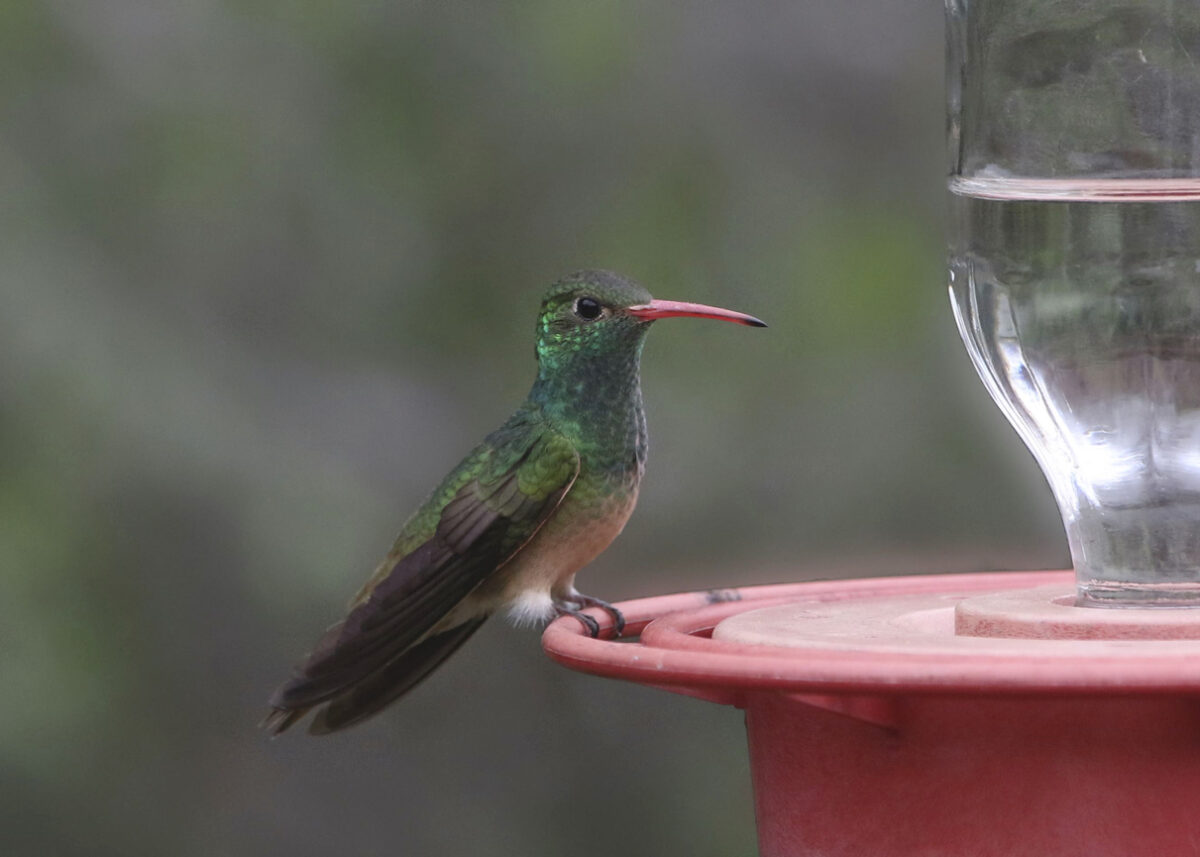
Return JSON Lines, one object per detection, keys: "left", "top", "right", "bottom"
{"left": 438, "top": 488, "right": 640, "bottom": 629}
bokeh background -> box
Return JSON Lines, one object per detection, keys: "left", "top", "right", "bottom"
{"left": 1, "top": 2, "right": 1067, "bottom": 855}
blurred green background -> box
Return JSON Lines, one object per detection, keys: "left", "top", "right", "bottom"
{"left": 1, "top": 2, "right": 1067, "bottom": 855}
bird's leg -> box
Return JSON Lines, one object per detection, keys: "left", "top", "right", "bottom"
{"left": 574, "top": 594, "right": 626, "bottom": 637}
{"left": 554, "top": 593, "right": 625, "bottom": 638}
{"left": 554, "top": 602, "right": 601, "bottom": 638}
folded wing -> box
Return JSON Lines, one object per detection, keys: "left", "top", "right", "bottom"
{"left": 264, "top": 414, "right": 579, "bottom": 734}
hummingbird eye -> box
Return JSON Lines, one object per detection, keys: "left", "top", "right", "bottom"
{"left": 574, "top": 297, "right": 603, "bottom": 320}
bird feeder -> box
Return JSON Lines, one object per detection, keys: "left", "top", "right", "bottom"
{"left": 544, "top": 2, "right": 1200, "bottom": 854}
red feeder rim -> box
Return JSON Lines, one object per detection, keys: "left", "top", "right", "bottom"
{"left": 542, "top": 571, "right": 1200, "bottom": 707}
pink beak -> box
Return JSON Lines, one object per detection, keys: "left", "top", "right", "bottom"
{"left": 626, "top": 299, "right": 766, "bottom": 328}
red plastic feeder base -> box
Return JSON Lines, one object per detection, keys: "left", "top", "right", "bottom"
{"left": 542, "top": 571, "right": 1200, "bottom": 857}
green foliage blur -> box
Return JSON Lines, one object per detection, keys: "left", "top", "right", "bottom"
{"left": 0, "top": 2, "right": 1065, "bottom": 855}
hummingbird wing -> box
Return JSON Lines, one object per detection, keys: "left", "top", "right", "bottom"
{"left": 265, "top": 408, "right": 579, "bottom": 733}
{"left": 305, "top": 614, "right": 488, "bottom": 734}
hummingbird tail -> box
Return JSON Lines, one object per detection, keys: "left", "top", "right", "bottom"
{"left": 260, "top": 705, "right": 308, "bottom": 735}
{"left": 260, "top": 615, "right": 489, "bottom": 736}
{"left": 308, "top": 615, "right": 488, "bottom": 734}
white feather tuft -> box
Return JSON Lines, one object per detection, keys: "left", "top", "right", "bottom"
{"left": 506, "top": 591, "right": 557, "bottom": 627}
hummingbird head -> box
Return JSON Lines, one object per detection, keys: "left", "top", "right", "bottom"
{"left": 535, "top": 269, "right": 765, "bottom": 370}
{"left": 531, "top": 269, "right": 765, "bottom": 430}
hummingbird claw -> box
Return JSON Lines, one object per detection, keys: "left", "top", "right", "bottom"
{"left": 555, "top": 595, "right": 625, "bottom": 638}
{"left": 572, "top": 595, "right": 626, "bottom": 637}
{"left": 557, "top": 607, "right": 601, "bottom": 638}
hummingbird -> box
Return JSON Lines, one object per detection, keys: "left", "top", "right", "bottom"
{"left": 263, "top": 270, "right": 765, "bottom": 735}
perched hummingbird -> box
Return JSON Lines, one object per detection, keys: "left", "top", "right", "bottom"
{"left": 263, "top": 270, "right": 764, "bottom": 735}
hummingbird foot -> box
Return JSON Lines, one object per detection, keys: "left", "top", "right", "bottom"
{"left": 553, "top": 595, "right": 625, "bottom": 638}
{"left": 573, "top": 594, "right": 626, "bottom": 637}
{"left": 556, "top": 604, "right": 601, "bottom": 637}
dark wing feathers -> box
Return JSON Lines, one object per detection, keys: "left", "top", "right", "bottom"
{"left": 265, "top": 416, "right": 579, "bottom": 732}
{"left": 307, "top": 617, "right": 488, "bottom": 735}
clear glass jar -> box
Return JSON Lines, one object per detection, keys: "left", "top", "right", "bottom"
{"left": 947, "top": 0, "right": 1200, "bottom": 605}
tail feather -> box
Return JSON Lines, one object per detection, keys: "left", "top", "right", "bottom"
{"left": 259, "top": 706, "right": 307, "bottom": 735}
{"left": 262, "top": 616, "right": 488, "bottom": 736}
{"left": 309, "top": 617, "right": 488, "bottom": 734}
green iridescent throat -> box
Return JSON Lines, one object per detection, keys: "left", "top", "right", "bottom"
{"left": 530, "top": 318, "right": 650, "bottom": 475}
